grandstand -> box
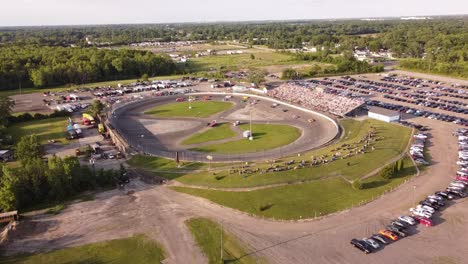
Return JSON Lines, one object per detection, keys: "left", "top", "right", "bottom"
{"left": 267, "top": 83, "right": 364, "bottom": 116}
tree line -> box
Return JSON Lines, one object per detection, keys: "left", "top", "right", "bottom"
{"left": 0, "top": 134, "right": 123, "bottom": 212}
{"left": 0, "top": 45, "right": 177, "bottom": 90}
{"left": 282, "top": 52, "right": 384, "bottom": 79}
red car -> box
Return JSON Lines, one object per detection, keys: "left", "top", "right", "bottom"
{"left": 456, "top": 176, "right": 468, "bottom": 182}
{"left": 414, "top": 216, "right": 433, "bottom": 227}
{"left": 176, "top": 97, "right": 185, "bottom": 102}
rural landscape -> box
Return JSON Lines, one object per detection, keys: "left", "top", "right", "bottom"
{"left": 0, "top": 1, "right": 467, "bottom": 264}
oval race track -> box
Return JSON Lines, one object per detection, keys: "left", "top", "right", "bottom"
{"left": 109, "top": 94, "right": 340, "bottom": 162}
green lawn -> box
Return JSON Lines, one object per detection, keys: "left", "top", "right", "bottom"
{"left": 5, "top": 117, "right": 70, "bottom": 144}
{"left": 188, "top": 51, "right": 303, "bottom": 72}
{"left": 0, "top": 235, "right": 165, "bottom": 264}
{"left": 174, "top": 156, "right": 416, "bottom": 220}
{"left": 182, "top": 123, "right": 238, "bottom": 145}
{"left": 145, "top": 101, "right": 233, "bottom": 118}
{"left": 191, "top": 124, "right": 301, "bottom": 154}
{"left": 186, "top": 218, "right": 261, "bottom": 264}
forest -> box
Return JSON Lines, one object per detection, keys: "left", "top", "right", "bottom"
{"left": 0, "top": 17, "right": 466, "bottom": 90}
{"left": 0, "top": 46, "right": 177, "bottom": 90}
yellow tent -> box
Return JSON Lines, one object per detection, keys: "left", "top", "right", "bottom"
{"left": 82, "top": 113, "right": 94, "bottom": 121}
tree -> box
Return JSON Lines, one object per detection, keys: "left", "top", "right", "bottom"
{"left": 14, "top": 134, "right": 42, "bottom": 163}
{"left": 0, "top": 166, "right": 18, "bottom": 211}
{"left": 281, "top": 68, "right": 302, "bottom": 80}
{"left": 247, "top": 68, "right": 266, "bottom": 85}
{"left": 141, "top": 73, "right": 149, "bottom": 82}
{"left": 46, "top": 155, "right": 68, "bottom": 201}
{"left": 89, "top": 100, "right": 105, "bottom": 117}
{"left": 0, "top": 97, "right": 15, "bottom": 127}
{"left": 250, "top": 54, "right": 255, "bottom": 60}
{"left": 380, "top": 165, "right": 396, "bottom": 180}
{"left": 352, "top": 179, "right": 364, "bottom": 190}
{"left": 397, "top": 159, "right": 404, "bottom": 172}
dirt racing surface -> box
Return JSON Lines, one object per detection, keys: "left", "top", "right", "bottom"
{"left": 110, "top": 94, "right": 339, "bottom": 162}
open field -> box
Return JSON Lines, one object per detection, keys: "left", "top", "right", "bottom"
{"left": 186, "top": 218, "right": 260, "bottom": 264}
{"left": 173, "top": 155, "right": 416, "bottom": 220}
{"left": 187, "top": 51, "right": 304, "bottom": 72}
{"left": 144, "top": 101, "right": 233, "bottom": 118}
{"left": 5, "top": 117, "right": 69, "bottom": 144}
{"left": 0, "top": 235, "right": 165, "bottom": 264}
{"left": 182, "top": 123, "right": 237, "bottom": 145}
{"left": 130, "top": 43, "right": 249, "bottom": 54}
{"left": 191, "top": 123, "right": 301, "bottom": 154}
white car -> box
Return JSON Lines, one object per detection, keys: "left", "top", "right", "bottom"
{"left": 363, "top": 238, "right": 380, "bottom": 249}
{"left": 457, "top": 171, "right": 468, "bottom": 177}
{"left": 415, "top": 159, "right": 429, "bottom": 165}
{"left": 398, "top": 215, "right": 416, "bottom": 226}
{"left": 414, "top": 134, "right": 428, "bottom": 139}
{"left": 416, "top": 205, "right": 435, "bottom": 214}
{"left": 410, "top": 208, "right": 432, "bottom": 218}
{"left": 450, "top": 182, "right": 466, "bottom": 188}
{"left": 428, "top": 194, "right": 444, "bottom": 201}
{"left": 457, "top": 161, "right": 468, "bottom": 166}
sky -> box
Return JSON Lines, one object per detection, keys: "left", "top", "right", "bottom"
{"left": 0, "top": 0, "right": 467, "bottom": 26}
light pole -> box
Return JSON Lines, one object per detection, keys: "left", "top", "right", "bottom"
{"left": 412, "top": 185, "right": 416, "bottom": 207}
{"left": 220, "top": 222, "right": 223, "bottom": 263}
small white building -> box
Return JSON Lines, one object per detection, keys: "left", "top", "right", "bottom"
{"left": 368, "top": 107, "right": 400, "bottom": 123}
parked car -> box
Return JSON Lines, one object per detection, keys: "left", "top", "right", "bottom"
{"left": 413, "top": 216, "right": 433, "bottom": 227}
{"left": 398, "top": 215, "right": 416, "bottom": 226}
{"left": 379, "top": 230, "right": 398, "bottom": 241}
{"left": 390, "top": 219, "right": 407, "bottom": 228}
{"left": 435, "top": 191, "right": 455, "bottom": 200}
{"left": 363, "top": 238, "right": 380, "bottom": 249}
{"left": 416, "top": 204, "right": 435, "bottom": 214}
{"left": 447, "top": 189, "right": 467, "bottom": 198}
{"left": 420, "top": 200, "right": 439, "bottom": 210}
{"left": 410, "top": 208, "right": 432, "bottom": 218}
{"left": 386, "top": 225, "right": 407, "bottom": 237}
{"left": 350, "top": 239, "right": 373, "bottom": 254}
{"left": 371, "top": 234, "right": 388, "bottom": 245}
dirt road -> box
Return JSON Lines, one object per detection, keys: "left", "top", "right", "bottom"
{"left": 3, "top": 116, "right": 467, "bottom": 264}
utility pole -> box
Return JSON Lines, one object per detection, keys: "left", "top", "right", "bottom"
{"left": 220, "top": 222, "right": 223, "bottom": 263}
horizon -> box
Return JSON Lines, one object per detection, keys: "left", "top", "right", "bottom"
{"left": 0, "top": 14, "right": 466, "bottom": 28}
{"left": 1, "top": 0, "right": 467, "bottom": 27}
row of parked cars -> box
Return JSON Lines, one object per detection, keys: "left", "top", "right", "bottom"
{"left": 411, "top": 132, "right": 429, "bottom": 165}
{"left": 382, "top": 93, "right": 468, "bottom": 116}
{"left": 351, "top": 128, "right": 468, "bottom": 255}
{"left": 350, "top": 215, "right": 420, "bottom": 254}
{"left": 455, "top": 128, "right": 468, "bottom": 182}
{"left": 366, "top": 100, "right": 468, "bottom": 126}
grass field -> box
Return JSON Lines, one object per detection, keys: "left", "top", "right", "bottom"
{"left": 0, "top": 235, "right": 165, "bottom": 264}
{"left": 191, "top": 123, "right": 301, "bottom": 154}
{"left": 5, "top": 117, "right": 69, "bottom": 144}
{"left": 145, "top": 101, "right": 233, "bottom": 118}
{"left": 186, "top": 218, "right": 260, "bottom": 264}
{"left": 174, "top": 156, "right": 416, "bottom": 220}
{"left": 188, "top": 51, "right": 304, "bottom": 72}
{"left": 182, "top": 123, "right": 237, "bottom": 145}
